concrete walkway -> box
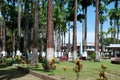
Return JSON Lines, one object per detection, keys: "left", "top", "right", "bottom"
{"left": 11, "top": 74, "right": 43, "bottom": 80}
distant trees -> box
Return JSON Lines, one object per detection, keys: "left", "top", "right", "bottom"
{"left": 99, "top": 1, "right": 107, "bottom": 54}
{"left": 107, "top": 0, "right": 120, "bottom": 44}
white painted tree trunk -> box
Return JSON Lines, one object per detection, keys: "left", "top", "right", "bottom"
{"left": 46, "top": 48, "right": 54, "bottom": 61}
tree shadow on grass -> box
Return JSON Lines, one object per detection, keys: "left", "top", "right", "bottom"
{"left": 0, "top": 63, "right": 8, "bottom": 68}
{"left": 0, "top": 68, "right": 28, "bottom": 80}
{"left": 30, "top": 67, "right": 55, "bottom": 76}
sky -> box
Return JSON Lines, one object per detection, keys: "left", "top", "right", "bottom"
{"left": 66, "top": 2, "right": 116, "bottom": 44}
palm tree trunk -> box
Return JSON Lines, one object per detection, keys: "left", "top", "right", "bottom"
{"left": 94, "top": 0, "right": 100, "bottom": 62}
{"left": 32, "top": 0, "right": 39, "bottom": 66}
{"left": 82, "top": 7, "right": 87, "bottom": 58}
{"left": 0, "top": 21, "right": 3, "bottom": 52}
{"left": 114, "top": 0, "right": 118, "bottom": 44}
{"left": 2, "top": 18, "right": 6, "bottom": 57}
{"left": 100, "top": 23, "right": 103, "bottom": 55}
{"left": 12, "top": 31, "right": 15, "bottom": 58}
{"left": 113, "top": 19, "right": 117, "bottom": 43}
{"left": 68, "top": 22, "right": 71, "bottom": 56}
{"left": 17, "top": 0, "right": 21, "bottom": 57}
{"left": 116, "top": 22, "right": 119, "bottom": 43}
{"left": 24, "top": 0, "right": 30, "bottom": 63}
{"left": 45, "top": 0, "right": 54, "bottom": 70}
{"left": 73, "top": 0, "right": 77, "bottom": 61}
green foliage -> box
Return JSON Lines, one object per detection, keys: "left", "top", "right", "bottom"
{"left": 104, "top": 37, "right": 120, "bottom": 45}
{"left": 42, "top": 58, "right": 56, "bottom": 73}
{"left": 96, "top": 65, "right": 108, "bottom": 80}
{"left": 73, "top": 60, "right": 83, "bottom": 80}
{"left": 0, "top": 58, "right": 5, "bottom": 63}
{"left": 108, "top": 8, "right": 120, "bottom": 20}
{"left": 88, "top": 51, "right": 95, "bottom": 60}
{"left": 28, "top": 60, "right": 120, "bottom": 80}
{"left": 14, "top": 55, "right": 22, "bottom": 64}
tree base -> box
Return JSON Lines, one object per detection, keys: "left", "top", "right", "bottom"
{"left": 94, "top": 59, "right": 100, "bottom": 62}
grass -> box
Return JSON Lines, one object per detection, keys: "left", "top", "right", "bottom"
{"left": 4, "top": 58, "right": 119, "bottom": 80}
{"left": 0, "top": 62, "right": 27, "bottom": 80}
{"left": 26, "top": 59, "right": 120, "bottom": 80}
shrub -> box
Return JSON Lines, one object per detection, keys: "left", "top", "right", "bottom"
{"left": 96, "top": 65, "right": 108, "bottom": 80}
{"left": 73, "top": 60, "right": 83, "bottom": 80}
{"left": 88, "top": 51, "right": 95, "bottom": 60}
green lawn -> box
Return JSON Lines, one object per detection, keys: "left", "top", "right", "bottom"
{"left": 29, "top": 59, "right": 120, "bottom": 80}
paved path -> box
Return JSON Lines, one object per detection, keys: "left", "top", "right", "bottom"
{"left": 11, "top": 74, "right": 43, "bottom": 80}
{"left": 0, "top": 65, "right": 43, "bottom": 80}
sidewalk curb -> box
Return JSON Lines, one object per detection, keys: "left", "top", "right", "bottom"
{"left": 17, "top": 66, "right": 56, "bottom": 80}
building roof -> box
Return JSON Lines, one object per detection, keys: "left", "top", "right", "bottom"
{"left": 106, "top": 44, "right": 120, "bottom": 49}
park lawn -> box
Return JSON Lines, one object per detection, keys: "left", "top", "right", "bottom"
{"left": 29, "top": 59, "right": 120, "bottom": 80}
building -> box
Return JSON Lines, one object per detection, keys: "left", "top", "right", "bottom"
{"left": 106, "top": 44, "right": 120, "bottom": 63}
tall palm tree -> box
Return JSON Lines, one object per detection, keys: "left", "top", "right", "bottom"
{"left": 94, "top": 0, "right": 100, "bottom": 62}
{"left": 99, "top": 3, "right": 107, "bottom": 54}
{"left": 2, "top": 17, "right": 6, "bottom": 57}
{"left": 24, "top": 0, "right": 30, "bottom": 63}
{"left": 107, "top": 27, "right": 115, "bottom": 43}
{"left": 0, "top": 16, "right": 3, "bottom": 52}
{"left": 17, "top": 0, "right": 21, "bottom": 57}
{"left": 53, "top": 0, "right": 68, "bottom": 57}
{"left": 67, "top": 21, "right": 71, "bottom": 55}
{"left": 1, "top": 0, "right": 7, "bottom": 57}
{"left": 32, "top": 0, "right": 39, "bottom": 66}
{"left": 38, "top": 0, "right": 47, "bottom": 59}
{"left": 45, "top": 0, "right": 54, "bottom": 70}
{"left": 73, "top": 0, "right": 77, "bottom": 61}
{"left": 80, "top": 0, "right": 93, "bottom": 58}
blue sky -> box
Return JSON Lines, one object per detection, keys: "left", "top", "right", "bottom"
{"left": 66, "top": 2, "right": 116, "bottom": 44}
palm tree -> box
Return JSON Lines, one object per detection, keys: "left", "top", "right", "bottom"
{"left": 0, "top": 0, "right": 7, "bottom": 57}
{"left": 107, "top": 0, "right": 120, "bottom": 43}
{"left": 45, "top": 0, "right": 54, "bottom": 70}
{"left": 80, "top": 0, "right": 94, "bottom": 58}
{"left": 38, "top": 0, "right": 47, "bottom": 60}
{"left": 67, "top": 21, "right": 71, "bottom": 56}
{"left": 107, "top": 27, "right": 115, "bottom": 43}
{"left": 32, "top": 0, "right": 39, "bottom": 66}
{"left": 23, "top": 0, "right": 30, "bottom": 63}
{"left": 0, "top": 16, "right": 3, "bottom": 53}
{"left": 17, "top": 0, "right": 21, "bottom": 57}
{"left": 2, "top": 17, "right": 6, "bottom": 57}
{"left": 53, "top": 0, "right": 68, "bottom": 57}
{"left": 94, "top": 0, "right": 100, "bottom": 62}
{"left": 99, "top": 3, "right": 107, "bottom": 54}
{"left": 108, "top": 8, "right": 120, "bottom": 43}
{"left": 99, "top": 15, "right": 107, "bottom": 54}
{"left": 73, "top": 0, "right": 77, "bottom": 61}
